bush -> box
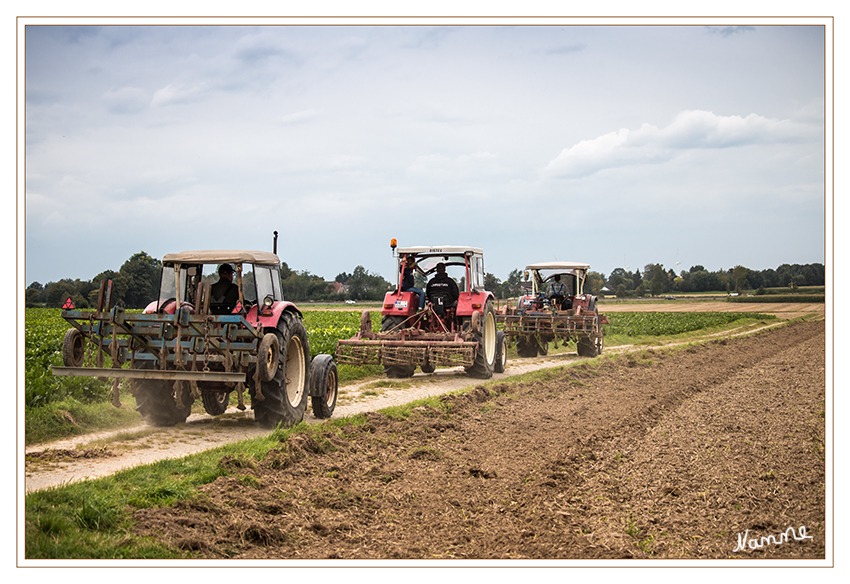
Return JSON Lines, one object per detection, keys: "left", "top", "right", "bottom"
{"left": 726, "top": 295, "right": 825, "bottom": 304}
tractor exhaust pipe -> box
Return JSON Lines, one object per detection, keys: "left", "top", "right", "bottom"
{"left": 273, "top": 231, "right": 278, "bottom": 255}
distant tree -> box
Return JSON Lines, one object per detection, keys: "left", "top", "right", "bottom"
{"left": 649, "top": 264, "right": 666, "bottom": 297}
{"left": 484, "top": 273, "right": 502, "bottom": 296}
{"left": 607, "top": 268, "right": 630, "bottom": 291}
{"left": 45, "top": 281, "right": 75, "bottom": 308}
{"left": 347, "top": 266, "right": 392, "bottom": 301}
{"left": 502, "top": 269, "right": 524, "bottom": 298}
{"left": 118, "top": 252, "right": 162, "bottom": 309}
{"left": 26, "top": 282, "right": 44, "bottom": 305}
{"left": 25, "top": 287, "right": 42, "bottom": 306}
{"left": 586, "top": 271, "right": 605, "bottom": 295}
{"left": 280, "top": 268, "right": 330, "bottom": 301}
{"left": 616, "top": 283, "right": 628, "bottom": 298}
{"left": 279, "top": 262, "right": 293, "bottom": 280}
{"left": 731, "top": 265, "right": 750, "bottom": 293}
{"left": 633, "top": 269, "right": 643, "bottom": 289}
{"left": 335, "top": 272, "right": 351, "bottom": 284}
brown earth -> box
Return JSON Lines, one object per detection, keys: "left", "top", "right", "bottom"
{"left": 130, "top": 319, "right": 826, "bottom": 560}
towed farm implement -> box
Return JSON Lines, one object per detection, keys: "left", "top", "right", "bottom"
{"left": 498, "top": 262, "right": 608, "bottom": 358}
{"left": 335, "top": 241, "right": 506, "bottom": 379}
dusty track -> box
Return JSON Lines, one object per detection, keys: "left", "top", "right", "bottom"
{"left": 24, "top": 349, "right": 600, "bottom": 492}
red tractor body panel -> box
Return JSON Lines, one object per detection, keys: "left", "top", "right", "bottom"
{"left": 246, "top": 300, "right": 302, "bottom": 329}
{"left": 381, "top": 290, "right": 420, "bottom": 318}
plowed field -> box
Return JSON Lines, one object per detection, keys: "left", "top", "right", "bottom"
{"left": 131, "top": 320, "right": 826, "bottom": 560}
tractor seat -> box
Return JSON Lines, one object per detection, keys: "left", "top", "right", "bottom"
{"left": 429, "top": 292, "right": 457, "bottom": 317}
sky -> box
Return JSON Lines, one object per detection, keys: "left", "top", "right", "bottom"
{"left": 21, "top": 16, "right": 830, "bottom": 287}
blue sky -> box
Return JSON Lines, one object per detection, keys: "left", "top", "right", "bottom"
{"left": 21, "top": 17, "right": 830, "bottom": 286}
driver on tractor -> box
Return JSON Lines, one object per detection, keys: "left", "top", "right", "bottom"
{"left": 426, "top": 262, "right": 460, "bottom": 317}
{"left": 547, "top": 274, "right": 569, "bottom": 310}
{"left": 210, "top": 263, "right": 239, "bottom": 314}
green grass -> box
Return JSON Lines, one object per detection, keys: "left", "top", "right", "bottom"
{"left": 25, "top": 385, "right": 143, "bottom": 445}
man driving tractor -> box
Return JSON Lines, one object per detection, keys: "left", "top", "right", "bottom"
{"left": 426, "top": 262, "right": 460, "bottom": 316}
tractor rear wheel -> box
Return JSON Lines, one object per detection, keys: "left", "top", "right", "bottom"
{"left": 133, "top": 360, "right": 192, "bottom": 426}
{"left": 251, "top": 312, "right": 309, "bottom": 428}
{"left": 309, "top": 354, "right": 338, "bottom": 419}
{"left": 494, "top": 330, "right": 507, "bottom": 373}
{"left": 465, "top": 300, "right": 496, "bottom": 379}
{"left": 381, "top": 315, "right": 416, "bottom": 378}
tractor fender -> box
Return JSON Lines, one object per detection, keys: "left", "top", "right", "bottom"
{"left": 456, "top": 291, "right": 494, "bottom": 318}
{"left": 246, "top": 301, "right": 303, "bottom": 329}
{"left": 381, "top": 290, "right": 418, "bottom": 317}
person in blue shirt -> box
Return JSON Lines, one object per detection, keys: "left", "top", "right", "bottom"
{"left": 400, "top": 255, "right": 426, "bottom": 311}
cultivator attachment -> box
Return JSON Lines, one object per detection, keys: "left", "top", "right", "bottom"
{"left": 497, "top": 305, "right": 608, "bottom": 358}
{"left": 51, "top": 279, "right": 267, "bottom": 408}
{"left": 500, "top": 313, "right": 604, "bottom": 339}
{"left": 335, "top": 309, "right": 479, "bottom": 369}
{"left": 336, "top": 336, "right": 478, "bottom": 368}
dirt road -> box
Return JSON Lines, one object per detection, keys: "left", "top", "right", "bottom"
{"left": 120, "top": 319, "right": 824, "bottom": 560}
{"left": 24, "top": 347, "right": 601, "bottom": 492}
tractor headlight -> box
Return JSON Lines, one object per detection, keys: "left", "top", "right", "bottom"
{"left": 263, "top": 295, "right": 274, "bottom": 308}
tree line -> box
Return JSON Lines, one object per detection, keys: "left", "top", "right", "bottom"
{"left": 24, "top": 252, "right": 395, "bottom": 309}
{"left": 25, "top": 251, "right": 825, "bottom": 309}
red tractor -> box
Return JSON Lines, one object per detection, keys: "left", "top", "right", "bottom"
{"left": 335, "top": 241, "right": 506, "bottom": 379}
{"left": 53, "top": 240, "right": 338, "bottom": 428}
{"left": 498, "top": 262, "right": 608, "bottom": 358}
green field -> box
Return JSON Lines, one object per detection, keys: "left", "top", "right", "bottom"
{"left": 23, "top": 307, "right": 780, "bottom": 445}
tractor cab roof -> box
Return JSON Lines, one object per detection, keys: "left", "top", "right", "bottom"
{"left": 525, "top": 261, "right": 591, "bottom": 271}
{"left": 397, "top": 246, "right": 484, "bottom": 257}
{"left": 161, "top": 250, "right": 281, "bottom": 267}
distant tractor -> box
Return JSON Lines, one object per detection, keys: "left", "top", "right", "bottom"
{"left": 498, "top": 262, "right": 608, "bottom": 358}
{"left": 53, "top": 240, "right": 338, "bottom": 428}
{"left": 335, "top": 240, "right": 505, "bottom": 379}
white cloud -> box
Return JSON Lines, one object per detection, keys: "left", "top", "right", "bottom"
{"left": 541, "top": 110, "right": 819, "bottom": 180}
{"left": 151, "top": 82, "right": 209, "bottom": 107}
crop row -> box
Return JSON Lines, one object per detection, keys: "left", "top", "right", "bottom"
{"left": 602, "top": 311, "right": 776, "bottom": 337}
